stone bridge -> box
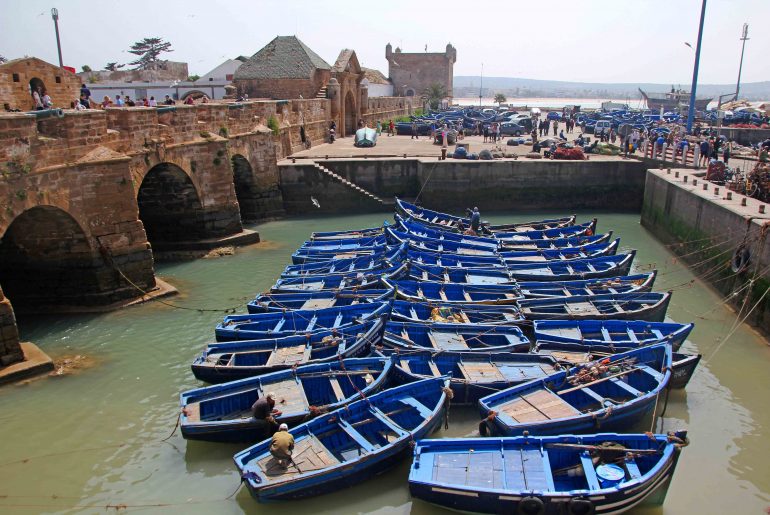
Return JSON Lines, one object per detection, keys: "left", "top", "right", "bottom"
{"left": 0, "top": 95, "right": 412, "bottom": 367}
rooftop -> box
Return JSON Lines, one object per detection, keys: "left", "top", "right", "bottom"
{"left": 234, "top": 36, "right": 331, "bottom": 80}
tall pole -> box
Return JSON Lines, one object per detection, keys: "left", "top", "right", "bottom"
{"left": 686, "top": 0, "right": 707, "bottom": 134}
{"left": 479, "top": 63, "right": 483, "bottom": 107}
{"left": 735, "top": 23, "right": 749, "bottom": 100}
{"left": 51, "top": 8, "right": 63, "bottom": 67}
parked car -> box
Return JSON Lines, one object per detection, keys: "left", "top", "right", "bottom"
{"left": 500, "top": 122, "right": 529, "bottom": 136}
{"left": 594, "top": 120, "right": 612, "bottom": 136}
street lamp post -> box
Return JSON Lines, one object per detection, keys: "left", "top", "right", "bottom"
{"left": 51, "top": 8, "right": 63, "bottom": 68}
{"left": 686, "top": 0, "right": 707, "bottom": 134}
{"left": 735, "top": 23, "right": 749, "bottom": 100}
{"left": 479, "top": 63, "right": 483, "bottom": 108}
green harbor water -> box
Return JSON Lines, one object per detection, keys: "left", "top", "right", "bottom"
{"left": 1, "top": 212, "right": 769, "bottom": 515}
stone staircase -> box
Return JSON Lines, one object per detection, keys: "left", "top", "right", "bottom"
{"left": 315, "top": 86, "right": 328, "bottom": 99}
{"left": 311, "top": 162, "right": 392, "bottom": 205}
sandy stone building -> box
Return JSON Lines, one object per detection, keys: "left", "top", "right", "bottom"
{"left": 385, "top": 43, "right": 456, "bottom": 100}
{"left": 0, "top": 57, "right": 80, "bottom": 111}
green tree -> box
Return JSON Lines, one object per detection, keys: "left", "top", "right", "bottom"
{"left": 494, "top": 93, "right": 507, "bottom": 106}
{"left": 128, "top": 37, "right": 173, "bottom": 70}
{"left": 187, "top": 74, "right": 200, "bottom": 82}
{"left": 105, "top": 62, "right": 125, "bottom": 72}
{"left": 81, "top": 65, "right": 92, "bottom": 72}
{"left": 422, "top": 83, "right": 448, "bottom": 110}
{"left": 0, "top": 55, "right": 7, "bottom": 64}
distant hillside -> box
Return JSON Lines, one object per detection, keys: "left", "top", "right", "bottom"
{"left": 454, "top": 76, "right": 770, "bottom": 101}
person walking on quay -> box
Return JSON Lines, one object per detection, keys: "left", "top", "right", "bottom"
{"left": 699, "top": 139, "right": 710, "bottom": 167}
{"left": 376, "top": 120, "right": 382, "bottom": 135}
{"left": 483, "top": 124, "right": 489, "bottom": 143}
{"left": 270, "top": 423, "right": 295, "bottom": 468}
{"left": 388, "top": 119, "right": 394, "bottom": 136}
{"left": 411, "top": 121, "right": 418, "bottom": 139}
{"left": 552, "top": 119, "right": 558, "bottom": 136}
{"left": 723, "top": 139, "right": 731, "bottom": 165}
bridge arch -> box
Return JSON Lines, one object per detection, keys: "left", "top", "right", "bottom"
{"left": 344, "top": 90, "right": 357, "bottom": 137}
{"left": 137, "top": 162, "right": 206, "bottom": 244}
{"left": 231, "top": 154, "right": 259, "bottom": 223}
{"left": 0, "top": 205, "right": 97, "bottom": 308}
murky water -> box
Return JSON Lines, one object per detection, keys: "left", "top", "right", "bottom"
{"left": 1, "top": 212, "right": 769, "bottom": 515}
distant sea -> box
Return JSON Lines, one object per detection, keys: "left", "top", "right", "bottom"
{"left": 453, "top": 97, "right": 640, "bottom": 109}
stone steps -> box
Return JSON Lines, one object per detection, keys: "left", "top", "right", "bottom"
{"left": 316, "top": 86, "right": 328, "bottom": 99}
{"left": 311, "top": 163, "right": 389, "bottom": 205}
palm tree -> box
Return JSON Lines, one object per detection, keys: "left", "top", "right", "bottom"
{"left": 494, "top": 93, "right": 507, "bottom": 107}
{"left": 422, "top": 83, "right": 448, "bottom": 110}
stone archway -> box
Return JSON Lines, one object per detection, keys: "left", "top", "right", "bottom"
{"left": 137, "top": 162, "right": 206, "bottom": 244}
{"left": 0, "top": 206, "right": 97, "bottom": 308}
{"left": 231, "top": 154, "right": 259, "bottom": 223}
{"left": 344, "top": 91, "right": 357, "bottom": 137}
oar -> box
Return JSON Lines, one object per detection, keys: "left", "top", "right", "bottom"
{"left": 545, "top": 442, "right": 661, "bottom": 454}
{"left": 557, "top": 367, "right": 640, "bottom": 395}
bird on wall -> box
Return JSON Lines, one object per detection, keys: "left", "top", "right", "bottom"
{"left": 311, "top": 196, "right": 320, "bottom": 208}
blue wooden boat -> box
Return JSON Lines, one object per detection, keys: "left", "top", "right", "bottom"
{"left": 406, "top": 248, "right": 507, "bottom": 268}
{"left": 518, "top": 272, "right": 657, "bottom": 298}
{"left": 247, "top": 289, "right": 394, "bottom": 314}
{"left": 270, "top": 264, "right": 403, "bottom": 293}
{"left": 409, "top": 432, "right": 688, "bottom": 515}
{"left": 194, "top": 319, "right": 384, "bottom": 383}
{"left": 501, "top": 239, "right": 620, "bottom": 262}
{"left": 311, "top": 226, "right": 384, "bottom": 241}
{"left": 519, "top": 292, "right": 672, "bottom": 322}
{"left": 398, "top": 262, "right": 515, "bottom": 285}
{"left": 532, "top": 341, "right": 701, "bottom": 389}
{"left": 533, "top": 319, "right": 694, "bottom": 351}
{"left": 383, "top": 351, "right": 561, "bottom": 404}
{"left": 180, "top": 357, "right": 393, "bottom": 442}
{"left": 389, "top": 300, "right": 525, "bottom": 324}
{"left": 383, "top": 279, "right": 522, "bottom": 304}
{"left": 478, "top": 344, "right": 672, "bottom": 436}
{"left": 281, "top": 245, "right": 405, "bottom": 277}
{"left": 382, "top": 321, "right": 530, "bottom": 353}
{"left": 354, "top": 126, "right": 378, "bottom": 147}
{"left": 395, "top": 197, "right": 576, "bottom": 234}
{"left": 234, "top": 377, "right": 449, "bottom": 501}
{"left": 292, "top": 244, "right": 390, "bottom": 264}
{"left": 398, "top": 215, "right": 597, "bottom": 244}
{"left": 215, "top": 302, "right": 391, "bottom": 341}
{"left": 506, "top": 252, "right": 636, "bottom": 281}
{"left": 387, "top": 227, "right": 500, "bottom": 255}
{"left": 299, "top": 234, "right": 387, "bottom": 249}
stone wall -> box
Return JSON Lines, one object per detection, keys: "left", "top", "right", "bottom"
{"left": 279, "top": 158, "right": 647, "bottom": 214}
{"left": 641, "top": 169, "right": 770, "bottom": 333}
{"left": 386, "top": 44, "right": 456, "bottom": 98}
{"left": 0, "top": 286, "right": 22, "bottom": 367}
{"left": 0, "top": 57, "right": 80, "bottom": 111}
{"left": 234, "top": 70, "right": 331, "bottom": 100}
{"left": 716, "top": 127, "right": 770, "bottom": 146}
{"left": 362, "top": 97, "right": 414, "bottom": 127}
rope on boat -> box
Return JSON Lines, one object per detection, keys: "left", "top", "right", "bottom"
{"left": 161, "top": 412, "right": 182, "bottom": 442}
{"left": 413, "top": 161, "right": 439, "bottom": 204}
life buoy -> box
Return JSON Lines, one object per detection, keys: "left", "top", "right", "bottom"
{"left": 517, "top": 496, "right": 545, "bottom": 515}
{"left": 568, "top": 497, "right": 595, "bottom": 515}
{"left": 730, "top": 244, "right": 750, "bottom": 273}
{"left": 56, "top": 108, "right": 65, "bottom": 118}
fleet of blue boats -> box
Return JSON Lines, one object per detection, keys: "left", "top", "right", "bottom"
{"left": 178, "top": 198, "right": 697, "bottom": 513}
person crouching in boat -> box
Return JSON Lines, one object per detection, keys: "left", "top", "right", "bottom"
{"left": 270, "top": 423, "right": 295, "bottom": 467}
{"left": 252, "top": 392, "right": 282, "bottom": 439}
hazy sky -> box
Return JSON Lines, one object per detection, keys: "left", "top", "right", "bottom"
{"left": 2, "top": 0, "right": 767, "bottom": 85}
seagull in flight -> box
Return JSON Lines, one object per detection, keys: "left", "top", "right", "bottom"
{"left": 311, "top": 196, "right": 320, "bottom": 208}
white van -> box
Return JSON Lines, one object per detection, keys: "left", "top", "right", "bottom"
{"left": 594, "top": 120, "right": 612, "bottom": 136}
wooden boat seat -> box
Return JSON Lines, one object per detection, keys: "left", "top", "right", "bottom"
{"left": 544, "top": 350, "right": 592, "bottom": 364}
{"left": 429, "top": 332, "right": 470, "bottom": 351}
{"left": 580, "top": 453, "right": 602, "bottom": 490}
{"left": 626, "top": 328, "right": 640, "bottom": 343}
{"left": 427, "top": 361, "right": 442, "bottom": 377}
{"left": 333, "top": 252, "right": 357, "bottom": 259}
{"left": 609, "top": 377, "right": 643, "bottom": 397}
{"left": 500, "top": 389, "right": 581, "bottom": 423}
{"left": 458, "top": 362, "right": 505, "bottom": 382}
{"left": 566, "top": 302, "right": 602, "bottom": 316}
{"left": 258, "top": 435, "right": 339, "bottom": 479}
{"left": 439, "top": 290, "right": 448, "bottom": 301}
{"left": 624, "top": 458, "right": 642, "bottom": 480}
{"left": 542, "top": 327, "right": 582, "bottom": 340}
{"left": 266, "top": 345, "right": 309, "bottom": 367}
{"left": 399, "top": 359, "right": 413, "bottom": 374}
{"left": 468, "top": 275, "right": 507, "bottom": 285}
{"left": 463, "top": 292, "right": 473, "bottom": 302}
{"left": 458, "top": 312, "right": 471, "bottom": 324}
{"left": 338, "top": 419, "right": 376, "bottom": 452}
{"left": 513, "top": 255, "right": 547, "bottom": 262}
{"left": 301, "top": 298, "right": 336, "bottom": 310}
{"left": 273, "top": 319, "right": 286, "bottom": 332}
{"left": 328, "top": 377, "right": 346, "bottom": 402}
{"left": 399, "top": 396, "right": 433, "bottom": 418}
{"left": 369, "top": 406, "right": 408, "bottom": 437}
{"left": 578, "top": 386, "right": 607, "bottom": 405}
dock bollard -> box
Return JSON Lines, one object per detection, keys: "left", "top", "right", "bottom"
{"left": 693, "top": 179, "right": 698, "bottom": 186}
{"left": 714, "top": 187, "right": 720, "bottom": 195}
{"left": 726, "top": 192, "right": 732, "bottom": 200}
{"left": 703, "top": 183, "right": 708, "bottom": 190}
{"left": 760, "top": 205, "right": 766, "bottom": 214}
{"left": 684, "top": 176, "right": 688, "bottom": 183}
{"left": 675, "top": 171, "right": 680, "bottom": 178}
{"left": 741, "top": 198, "right": 747, "bottom": 207}
{"left": 667, "top": 169, "right": 671, "bottom": 174}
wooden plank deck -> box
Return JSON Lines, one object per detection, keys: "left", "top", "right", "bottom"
{"left": 500, "top": 389, "right": 581, "bottom": 423}
{"left": 301, "top": 298, "right": 336, "bottom": 310}
{"left": 266, "top": 345, "right": 308, "bottom": 367}
{"left": 257, "top": 435, "right": 339, "bottom": 479}
{"left": 565, "top": 302, "right": 602, "bottom": 316}
{"left": 271, "top": 377, "right": 310, "bottom": 414}
{"left": 430, "top": 332, "right": 470, "bottom": 351}
{"left": 458, "top": 362, "right": 505, "bottom": 382}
